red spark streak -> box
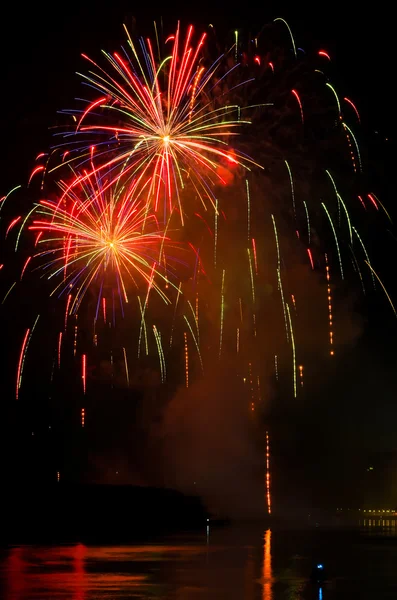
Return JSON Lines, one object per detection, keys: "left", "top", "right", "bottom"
{"left": 16, "top": 329, "right": 30, "bottom": 400}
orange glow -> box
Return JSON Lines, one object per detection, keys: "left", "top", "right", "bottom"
{"left": 263, "top": 528, "right": 272, "bottom": 599}
{"left": 81, "top": 407, "right": 85, "bottom": 427}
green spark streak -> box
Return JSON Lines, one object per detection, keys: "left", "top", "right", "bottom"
{"left": 246, "top": 179, "right": 251, "bottom": 243}
{"left": 337, "top": 193, "right": 353, "bottom": 244}
{"left": 303, "top": 200, "right": 311, "bottom": 245}
{"left": 219, "top": 269, "right": 225, "bottom": 359}
{"left": 123, "top": 347, "right": 130, "bottom": 387}
{"left": 325, "top": 169, "right": 341, "bottom": 224}
{"left": 187, "top": 299, "right": 199, "bottom": 342}
{"left": 326, "top": 83, "right": 341, "bottom": 115}
{"left": 286, "top": 304, "right": 297, "bottom": 398}
{"left": 274, "top": 17, "right": 297, "bottom": 58}
{"left": 272, "top": 214, "right": 289, "bottom": 342}
{"left": 364, "top": 262, "right": 397, "bottom": 318}
{"left": 349, "top": 246, "right": 365, "bottom": 295}
{"left": 322, "top": 203, "right": 344, "bottom": 280}
{"left": 2, "top": 281, "right": 16, "bottom": 305}
{"left": 153, "top": 326, "right": 166, "bottom": 383}
{"left": 15, "top": 205, "right": 37, "bottom": 251}
{"left": 169, "top": 282, "right": 182, "bottom": 347}
{"left": 284, "top": 160, "right": 296, "bottom": 218}
{"left": 352, "top": 227, "right": 375, "bottom": 288}
{"left": 184, "top": 315, "right": 204, "bottom": 373}
{"left": 342, "top": 122, "right": 362, "bottom": 172}
{"left": 0, "top": 185, "right": 21, "bottom": 217}
{"left": 247, "top": 248, "right": 256, "bottom": 304}
{"left": 137, "top": 296, "right": 148, "bottom": 358}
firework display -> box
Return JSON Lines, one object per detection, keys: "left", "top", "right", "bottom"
{"left": 0, "top": 18, "right": 394, "bottom": 507}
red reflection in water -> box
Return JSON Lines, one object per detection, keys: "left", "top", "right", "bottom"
{"left": 6, "top": 547, "right": 26, "bottom": 600}
{"left": 73, "top": 543, "right": 86, "bottom": 600}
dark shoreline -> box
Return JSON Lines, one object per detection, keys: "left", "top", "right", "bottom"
{"left": 3, "top": 483, "right": 211, "bottom": 544}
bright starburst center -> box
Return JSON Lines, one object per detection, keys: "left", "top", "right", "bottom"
{"left": 162, "top": 135, "right": 170, "bottom": 144}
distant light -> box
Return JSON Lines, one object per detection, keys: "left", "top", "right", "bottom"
{"left": 317, "top": 564, "right": 323, "bottom": 569}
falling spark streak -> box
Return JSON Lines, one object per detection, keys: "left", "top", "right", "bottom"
{"left": 16, "top": 315, "right": 40, "bottom": 400}
{"left": 2, "top": 281, "right": 16, "bottom": 305}
{"left": 326, "top": 82, "right": 341, "bottom": 116}
{"left": 272, "top": 215, "right": 289, "bottom": 342}
{"left": 153, "top": 326, "right": 166, "bottom": 383}
{"left": 219, "top": 269, "right": 225, "bottom": 358}
{"left": 284, "top": 160, "right": 296, "bottom": 218}
{"left": 364, "top": 262, "right": 397, "bottom": 318}
{"left": 325, "top": 254, "right": 335, "bottom": 356}
{"left": 58, "top": 332, "right": 62, "bottom": 368}
{"left": 342, "top": 122, "right": 362, "bottom": 172}
{"left": 369, "top": 192, "right": 393, "bottom": 224}
{"left": 81, "top": 407, "right": 85, "bottom": 428}
{"left": 265, "top": 431, "right": 272, "bottom": 514}
{"left": 246, "top": 179, "right": 251, "bottom": 242}
{"left": 236, "top": 327, "right": 240, "bottom": 353}
{"left": 214, "top": 198, "right": 219, "bottom": 268}
{"left": 303, "top": 200, "right": 310, "bottom": 245}
{"left": 123, "top": 347, "right": 129, "bottom": 386}
{"left": 274, "top": 355, "right": 278, "bottom": 381}
{"left": 343, "top": 97, "right": 361, "bottom": 122}
{"left": 286, "top": 304, "right": 297, "bottom": 398}
{"left": 138, "top": 296, "right": 149, "bottom": 357}
{"left": 307, "top": 248, "right": 314, "bottom": 270}
{"left": 352, "top": 227, "right": 375, "bottom": 288}
{"left": 321, "top": 203, "right": 344, "bottom": 280}
{"left": 291, "top": 89, "right": 304, "bottom": 124}
{"left": 274, "top": 17, "right": 297, "bottom": 58}
{"left": 184, "top": 315, "right": 204, "bottom": 373}
{"left": 16, "top": 329, "right": 30, "bottom": 400}
{"left": 252, "top": 238, "right": 258, "bottom": 274}
{"left": 184, "top": 331, "right": 189, "bottom": 388}
{"left": 169, "top": 282, "right": 182, "bottom": 347}
{"left": 82, "top": 354, "right": 87, "bottom": 394}
{"left": 299, "top": 364, "right": 304, "bottom": 387}
{"left": 64, "top": 294, "right": 71, "bottom": 330}
{"left": 247, "top": 248, "right": 255, "bottom": 304}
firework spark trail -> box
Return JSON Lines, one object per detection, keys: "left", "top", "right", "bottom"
{"left": 364, "top": 262, "right": 397, "bottom": 318}
{"left": 16, "top": 315, "right": 40, "bottom": 400}
{"left": 183, "top": 314, "right": 203, "bottom": 373}
{"left": 123, "top": 347, "right": 130, "bottom": 386}
{"left": 153, "top": 325, "right": 166, "bottom": 383}
{"left": 284, "top": 160, "right": 296, "bottom": 218}
{"left": 184, "top": 331, "right": 189, "bottom": 388}
{"left": 58, "top": 331, "right": 63, "bottom": 368}
{"left": 303, "top": 200, "right": 310, "bottom": 245}
{"left": 82, "top": 354, "right": 87, "bottom": 394}
{"left": 219, "top": 269, "right": 226, "bottom": 358}
{"left": 246, "top": 179, "right": 251, "bottom": 242}
{"left": 271, "top": 215, "right": 289, "bottom": 342}
{"left": 286, "top": 303, "right": 297, "bottom": 398}
{"left": 325, "top": 254, "right": 335, "bottom": 356}
{"left": 322, "top": 203, "right": 344, "bottom": 280}
{"left": 265, "top": 431, "right": 271, "bottom": 514}
{"left": 247, "top": 248, "right": 255, "bottom": 304}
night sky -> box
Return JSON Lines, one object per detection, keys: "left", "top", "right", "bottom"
{"left": 0, "top": 1, "right": 396, "bottom": 515}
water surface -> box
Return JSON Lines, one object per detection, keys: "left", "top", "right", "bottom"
{"left": 1, "top": 521, "right": 397, "bottom": 599}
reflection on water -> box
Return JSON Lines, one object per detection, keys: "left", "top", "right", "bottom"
{"left": 1, "top": 521, "right": 397, "bottom": 599}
